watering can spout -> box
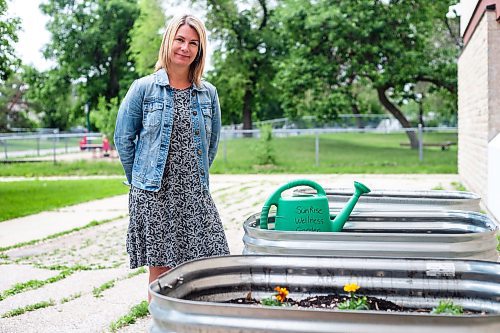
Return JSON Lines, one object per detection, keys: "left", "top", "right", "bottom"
{"left": 330, "top": 181, "right": 371, "bottom": 232}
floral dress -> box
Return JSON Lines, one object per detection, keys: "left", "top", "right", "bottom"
{"left": 126, "top": 87, "right": 230, "bottom": 269}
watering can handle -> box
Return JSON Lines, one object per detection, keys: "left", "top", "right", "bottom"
{"left": 260, "top": 179, "right": 326, "bottom": 229}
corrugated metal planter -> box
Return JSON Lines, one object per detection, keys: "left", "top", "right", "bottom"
{"left": 293, "top": 188, "right": 481, "bottom": 212}
{"left": 243, "top": 212, "right": 499, "bottom": 261}
{"left": 149, "top": 255, "right": 500, "bottom": 333}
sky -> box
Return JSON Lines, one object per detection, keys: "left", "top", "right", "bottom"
{"left": 7, "top": 0, "right": 53, "bottom": 71}
{"left": 6, "top": 0, "right": 206, "bottom": 72}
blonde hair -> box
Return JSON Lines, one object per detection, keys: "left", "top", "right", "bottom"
{"left": 155, "top": 14, "right": 207, "bottom": 87}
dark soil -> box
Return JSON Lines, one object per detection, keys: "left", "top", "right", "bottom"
{"left": 225, "top": 293, "right": 483, "bottom": 314}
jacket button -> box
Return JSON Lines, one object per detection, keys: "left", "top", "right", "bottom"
{"left": 195, "top": 129, "right": 200, "bottom": 135}
{"left": 193, "top": 110, "right": 197, "bottom": 116}
{"left": 191, "top": 91, "right": 195, "bottom": 97}
{"left": 201, "top": 170, "right": 205, "bottom": 176}
{"left": 197, "top": 149, "right": 202, "bottom": 156}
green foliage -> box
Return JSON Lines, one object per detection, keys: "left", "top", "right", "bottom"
{"left": 338, "top": 295, "right": 369, "bottom": 311}
{"left": 451, "top": 181, "right": 467, "bottom": 191}
{"left": 90, "top": 96, "right": 119, "bottom": 144}
{"left": 431, "top": 300, "right": 464, "bottom": 315}
{"left": 127, "top": 267, "right": 147, "bottom": 278}
{"left": 40, "top": 0, "right": 140, "bottom": 113}
{"left": 255, "top": 124, "right": 276, "bottom": 165}
{"left": 259, "top": 298, "right": 284, "bottom": 306}
{"left": 0, "top": 179, "right": 129, "bottom": 222}
{"left": 129, "top": 0, "right": 166, "bottom": 76}
{"left": 200, "top": 0, "right": 281, "bottom": 129}
{"left": 0, "top": 160, "right": 123, "bottom": 177}
{"left": 272, "top": 0, "right": 459, "bottom": 145}
{"left": 93, "top": 280, "right": 116, "bottom": 298}
{"left": 0, "top": 74, "right": 37, "bottom": 131}
{"left": 109, "top": 301, "right": 149, "bottom": 332}
{"left": 0, "top": 0, "right": 21, "bottom": 81}
{"left": 0, "top": 269, "right": 76, "bottom": 301}
{"left": 22, "top": 66, "right": 74, "bottom": 130}
{"left": 60, "top": 293, "right": 82, "bottom": 304}
{"left": 1, "top": 300, "right": 55, "bottom": 318}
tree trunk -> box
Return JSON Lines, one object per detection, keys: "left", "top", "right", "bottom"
{"left": 351, "top": 102, "right": 364, "bottom": 129}
{"left": 242, "top": 86, "right": 253, "bottom": 137}
{"left": 376, "top": 86, "right": 419, "bottom": 149}
{"left": 418, "top": 99, "right": 425, "bottom": 128}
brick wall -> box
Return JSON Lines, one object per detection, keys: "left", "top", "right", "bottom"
{"left": 458, "top": 10, "right": 500, "bottom": 209}
{"left": 458, "top": 12, "right": 491, "bottom": 201}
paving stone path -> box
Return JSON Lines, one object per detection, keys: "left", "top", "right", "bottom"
{"left": 0, "top": 174, "right": 462, "bottom": 332}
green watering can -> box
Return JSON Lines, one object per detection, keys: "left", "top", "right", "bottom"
{"left": 260, "top": 179, "right": 371, "bottom": 232}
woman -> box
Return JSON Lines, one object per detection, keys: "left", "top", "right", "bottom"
{"left": 114, "top": 14, "right": 230, "bottom": 301}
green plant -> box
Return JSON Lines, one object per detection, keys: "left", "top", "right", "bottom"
{"left": 338, "top": 283, "right": 369, "bottom": 310}
{"left": 60, "top": 292, "right": 82, "bottom": 304}
{"left": 90, "top": 96, "right": 119, "bottom": 145}
{"left": 0, "top": 268, "right": 77, "bottom": 301}
{"left": 93, "top": 280, "right": 116, "bottom": 298}
{"left": 431, "top": 300, "right": 463, "bottom": 315}
{"left": 109, "top": 301, "right": 149, "bottom": 332}
{"left": 260, "top": 286, "right": 289, "bottom": 306}
{"left": 255, "top": 124, "right": 276, "bottom": 165}
{"left": 451, "top": 181, "right": 467, "bottom": 191}
{"left": 1, "top": 300, "right": 55, "bottom": 318}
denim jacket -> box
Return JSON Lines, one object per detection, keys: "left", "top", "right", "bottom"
{"left": 114, "top": 69, "right": 221, "bottom": 192}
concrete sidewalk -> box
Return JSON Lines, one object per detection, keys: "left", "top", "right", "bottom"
{"left": 0, "top": 195, "right": 129, "bottom": 248}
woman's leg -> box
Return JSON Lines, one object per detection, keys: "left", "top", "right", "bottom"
{"left": 148, "top": 266, "right": 170, "bottom": 302}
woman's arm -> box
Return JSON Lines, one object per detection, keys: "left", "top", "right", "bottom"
{"left": 114, "top": 80, "right": 144, "bottom": 184}
{"left": 208, "top": 87, "right": 221, "bottom": 167}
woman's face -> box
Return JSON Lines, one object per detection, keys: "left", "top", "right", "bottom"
{"left": 170, "top": 24, "right": 200, "bottom": 69}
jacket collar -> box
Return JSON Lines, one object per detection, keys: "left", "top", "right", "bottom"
{"left": 153, "top": 68, "right": 205, "bottom": 91}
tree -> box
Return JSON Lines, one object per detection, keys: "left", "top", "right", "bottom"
{"left": 0, "top": 0, "right": 21, "bottom": 81}
{"left": 22, "top": 66, "right": 75, "bottom": 130}
{"left": 197, "top": 0, "right": 280, "bottom": 130}
{"left": 90, "top": 96, "right": 119, "bottom": 144}
{"left": 274, "top": 0, "right": 459, "bottom": 148}
{"left": 0, "top": 74, "right": 35, "bottom": 131}
{"left": 40, "top": 0, "right": 140, "bottom": 114}
{"left": 129, "top": 0, "right": 166, "bottom": 76}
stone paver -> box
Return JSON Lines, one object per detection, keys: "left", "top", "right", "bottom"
{"left": 0, "top": 265, "right": 59, "bottom": 291}
{"left": 0, "top": 195, "right": 128, "bottom": 248}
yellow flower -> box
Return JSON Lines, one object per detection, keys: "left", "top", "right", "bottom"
{"left": 344, "top": 283, "right": 360, "bottom": 293}
{"left": 273, "top": 286, "right": 289, "bottom": 303}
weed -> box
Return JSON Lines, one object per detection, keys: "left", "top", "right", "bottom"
{"left": 1, "top": 300, "right": 55, "bottom": 318}
{"left": 109, "top": 301, "right": 149, "bottom": 332}
{"left": 93, "top": 280, "right": 116, "bottom": 298}
{"left": 451, "top": 181, "right": 467, "bottom": 191}
{"left": 60, "top": 292, "right": 82, "bottom": 304}
{"left": 431, "top": 300, "right": 463, "bottom": 315}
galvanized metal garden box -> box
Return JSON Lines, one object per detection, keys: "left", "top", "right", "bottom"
{"left": 149, "top": 255, "right": 500, "bottom": 333}
{"left": 293, "top": 188, "right": 481, "bottom": 212}
{"left": 243, "top": 211, "right": 499, "bottom": 261}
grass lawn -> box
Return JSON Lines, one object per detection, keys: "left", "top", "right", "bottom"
{"left": 0, "top": 160, "right": 124, "bottom": 177}
{"left": 0, "top": 179, "right": 129, "bottom": 222}
{"left": 2, "top": 137, "right": 81, "bottom": 152}
{"left": 211, "top": 131, "right": 458, "bottom": 174}
{"left": 0, "top": 131, "right": 457, "bottom": 177}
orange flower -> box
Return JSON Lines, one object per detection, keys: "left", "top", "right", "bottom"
{"left": 344, "top": 283, "right": 360, "bottom": 293}
{"left": 274, "top": 286, "right": 289, "bottom": 303}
